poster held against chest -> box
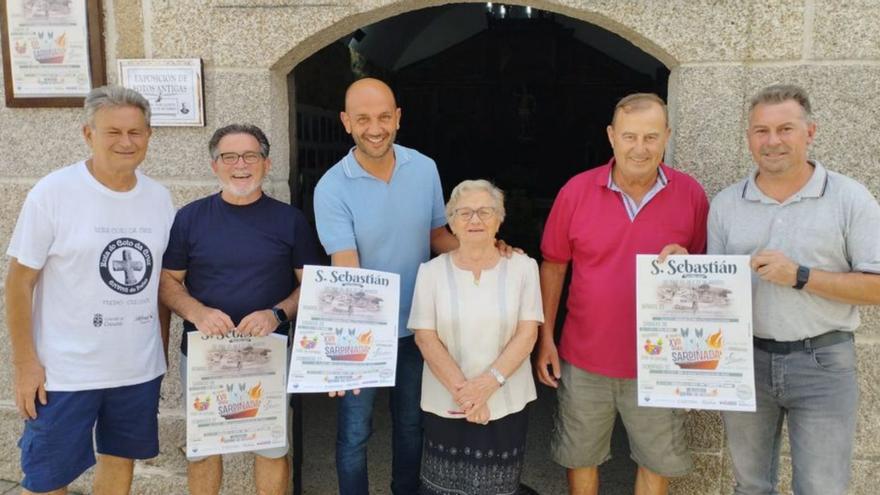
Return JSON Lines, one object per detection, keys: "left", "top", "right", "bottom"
{"left": 636, "top": 255, "right": 755, "bottom": 411}
{"left": 186, "top": 332, "right": 288, "bottom": 457}
{"left": 288, "top": 265, "right": 400, "bottom": 393}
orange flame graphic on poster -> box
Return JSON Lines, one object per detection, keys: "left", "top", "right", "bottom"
{"left": 706, "top": 330, "right": 723, "bottom": 349}
{"left": 248, "top": 383, "right": 263, "bottom": 400}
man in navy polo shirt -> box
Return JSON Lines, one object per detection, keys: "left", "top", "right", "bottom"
{"left": 160, "top": 124, "right": 320, "bottom": 495}
{"left": 313, "top": 78, "right": 459, "bottom": 494}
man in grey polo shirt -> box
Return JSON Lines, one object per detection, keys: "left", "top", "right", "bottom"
{"left": 708, "top": 84, "right": 880, "bottom": 495}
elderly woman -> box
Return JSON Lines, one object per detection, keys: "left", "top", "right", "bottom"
{"left": 408, "top": 179, "right": 544, "bottom": 495}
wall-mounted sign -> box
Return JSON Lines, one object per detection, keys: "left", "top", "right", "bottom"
{"left": 0, "top": 0, "right": 106, "bottom": 107}
{"left": 118, "top": 58, "right": 205, "bottom": 127}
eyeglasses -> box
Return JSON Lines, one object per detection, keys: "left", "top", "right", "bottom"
{"left": 216, "top": 151, "right": 263, "bottom": 165}
{"left": 453, "top": 207, "right": 497, "bottom": 221}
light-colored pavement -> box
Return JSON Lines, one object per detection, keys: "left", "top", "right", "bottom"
{"left": 300, "top": 385, "right": 636, "bottom": 494}
{"left": 2, "top": 386, "right": 633, "bottom": 494}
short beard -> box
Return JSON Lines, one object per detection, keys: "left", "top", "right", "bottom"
{"left": 220, "top": 178, "right": 262, "bottom": 199}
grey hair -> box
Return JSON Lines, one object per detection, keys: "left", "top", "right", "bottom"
{"left": 749, "top": 84, "right": 812, "bottom": 120}
{"left": 612, "top": 92, "right": 668, "bottom": 127}
{"left": 84, "top": 85, "right": 151, "bottom": 127}
{"left": 445, "top": 179, "right": 506, "bottom": 223}
{"left": 208, "top": 124, "right": 271, "bottom": 160}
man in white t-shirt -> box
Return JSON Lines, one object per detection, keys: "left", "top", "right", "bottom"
{"left": 5, "top": 85, "right": 175, "bottom": 495}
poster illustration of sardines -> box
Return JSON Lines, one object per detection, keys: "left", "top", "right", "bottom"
{"left": 186, "top": 332, "right": 288, "bottom": 457}
{"left": 288, "top": 265, "right": 400, "bottom": 393}
{"left": 636, "top": 255, "right": 755, "bottom": 411}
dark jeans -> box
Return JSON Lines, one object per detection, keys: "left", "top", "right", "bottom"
{"left": 336, "top": 335, "right": 424, "bottom": 494}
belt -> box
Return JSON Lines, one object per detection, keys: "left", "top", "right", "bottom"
{"left": 753, "top": 330, "right": 853, "bottom": 354}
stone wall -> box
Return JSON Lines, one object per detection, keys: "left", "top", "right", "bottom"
{"left": 1, "top": 1, "right": 878, "bottom": 493}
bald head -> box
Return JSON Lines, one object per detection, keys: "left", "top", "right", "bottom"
{"left": 340, "top": 78, "right": 401, "bottom": 166}
{"left": 344, "top": 78, "right": 397, "bottom": 112}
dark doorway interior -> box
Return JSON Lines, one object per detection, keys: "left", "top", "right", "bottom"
{"left": 291, "top": 3, "right": 667, "bottom": 257}
{"left": 289, "top": 4, "right": 669, "bottom": 494}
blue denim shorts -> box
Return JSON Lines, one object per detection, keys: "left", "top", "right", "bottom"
{"left": 19, "top": 375, "right": 162, "bottom": 493}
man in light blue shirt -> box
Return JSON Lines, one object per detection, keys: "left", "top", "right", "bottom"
{"left": 315, "top": 143, "right": 448, "bottom": 340}
{"left": 314, "top": 78, "right": 458, "bottom": 495}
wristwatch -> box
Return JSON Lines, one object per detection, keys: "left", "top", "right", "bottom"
{"left": 271, "top": 307, "right": 288, "bottom": 323}
{"left": 793, "top": 265, "right": 810, "bottom": 290}
{"left": 489, "top": 367, "right": 506, "bottom": 387}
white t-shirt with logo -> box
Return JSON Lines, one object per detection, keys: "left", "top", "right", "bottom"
{"left": 7, "top": 161, "right": 175, "bottom": 391}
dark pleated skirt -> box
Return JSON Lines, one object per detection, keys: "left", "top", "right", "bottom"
{"left": 420, "top": 408, "right": 529, "bottom": 495}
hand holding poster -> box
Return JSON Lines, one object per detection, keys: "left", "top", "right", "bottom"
{"left": 186, "top": 332, "right": 288, "bottom": 457}
{"left": 636, "top": 255, "right": 755, "bottom": 411}
{"left": 288, "top": 265, "right": 400, "bottom": 393}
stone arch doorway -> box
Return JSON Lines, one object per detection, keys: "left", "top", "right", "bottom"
{"left": 284, "top": 3, "right": 671, "bottom": 494}
{"left": 288, "top": 3, "right": 670, "bottom": 256}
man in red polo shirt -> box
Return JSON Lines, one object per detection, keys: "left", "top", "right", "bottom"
{"left": 537, "top": 93, "right": 708, "bottom": 495}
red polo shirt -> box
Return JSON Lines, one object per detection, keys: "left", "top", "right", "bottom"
{"left": 541, "top": 160, "right": 709, "bottom": 378}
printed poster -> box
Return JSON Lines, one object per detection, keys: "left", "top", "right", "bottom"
{"left": 4, "top": 0, "right": 93, "bottom": 97}
{"left": 288, "top": 265, "right": 400, "bottom": 393}
{"left": 186, "top": 332, "right": 288, "bottom": 457}
{"left": 636, "top": 255, "right": 755, "bottom": 411}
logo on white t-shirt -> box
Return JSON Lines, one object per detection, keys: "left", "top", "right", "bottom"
{"left": 98, "top": 237, "right": 153, "bottom": 295}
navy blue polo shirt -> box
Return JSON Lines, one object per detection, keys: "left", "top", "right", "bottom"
{"left": 163, "top": 193, "right": 321, "bottom": 355}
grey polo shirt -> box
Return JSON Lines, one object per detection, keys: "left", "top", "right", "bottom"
{"left": 708, "top": 160, "right": 880, "bottom": 341}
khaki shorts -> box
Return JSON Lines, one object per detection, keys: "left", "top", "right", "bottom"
{"left": 551, "top": 361, "right": 692, "bottom": 477}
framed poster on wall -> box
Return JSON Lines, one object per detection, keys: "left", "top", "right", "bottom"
{"left": 118, "top": 58, "right": 205, "bottom": 127}
{"left": 0, "top": 0, "right": 106, "bottom": 107}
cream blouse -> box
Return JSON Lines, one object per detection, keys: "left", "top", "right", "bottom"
{"left": 408, "top": 252, "right": 544, "bottom": 420}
